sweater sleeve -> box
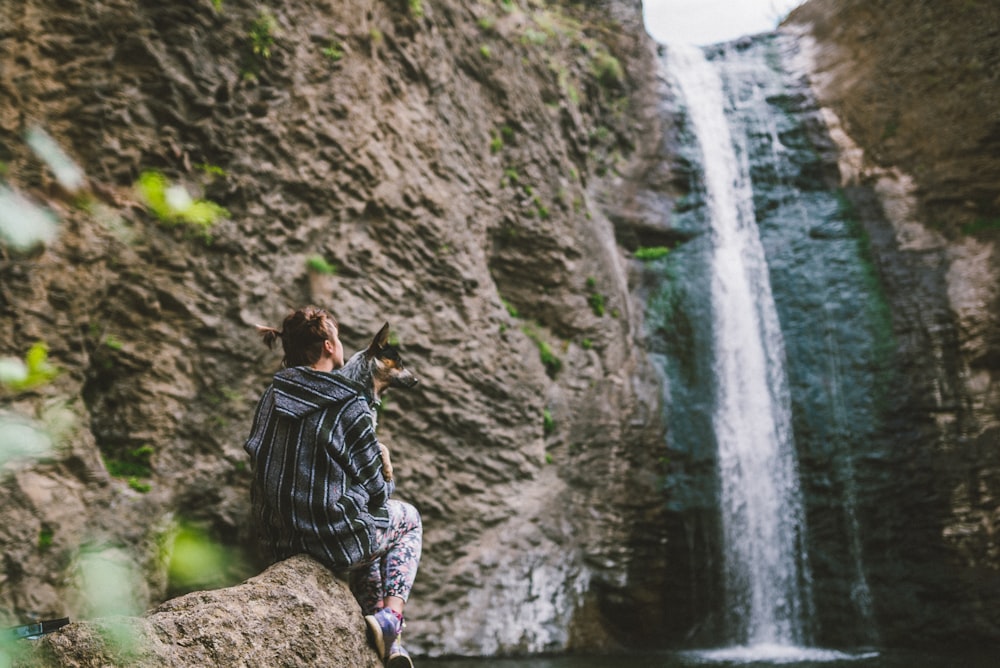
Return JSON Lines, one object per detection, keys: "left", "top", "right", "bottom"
{"left": 340, "top": 398, "right": 393, "bottom": 510}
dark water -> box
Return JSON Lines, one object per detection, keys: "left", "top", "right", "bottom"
{"left": 423, "top": 647, "right": 997, "bottom": 667}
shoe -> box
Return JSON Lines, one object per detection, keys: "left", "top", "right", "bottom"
{"left": 364, "top": 608, "right": 401, "bottom": 660}
{"left": 386, "top": 639, "right": 414, "bottom": 668}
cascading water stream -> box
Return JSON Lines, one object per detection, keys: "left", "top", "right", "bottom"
{"left": 667, "top": 42, "right": 813, "bottom": 653}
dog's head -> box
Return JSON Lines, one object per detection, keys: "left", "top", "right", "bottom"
{"left": 365, "top": 322, "right": 419, "bottom": 392}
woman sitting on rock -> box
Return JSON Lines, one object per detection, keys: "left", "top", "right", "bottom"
{"left": 245, "top": 306, "right": 421, "bottom": 668}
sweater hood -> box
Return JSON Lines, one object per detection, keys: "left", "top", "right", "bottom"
{"left": 272, "top": 366, "right": 367, "bottom": 419}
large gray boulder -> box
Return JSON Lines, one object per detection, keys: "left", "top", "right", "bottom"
{"left": 15, "top": 555, "right": 380, "bottom": 667}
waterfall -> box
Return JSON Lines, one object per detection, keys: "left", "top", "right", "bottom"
{"left": 667, "top": 42, "right": 813, "bottom": 650}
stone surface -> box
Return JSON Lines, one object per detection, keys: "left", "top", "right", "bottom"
{"left": 0, "top": 0, "right": 668, "bottom": 657}
{"left": 13, "top": 555, "right": 381, "bottom": 667}
{"left": 784, "top": 0, "right": 1000, "bottom": 647}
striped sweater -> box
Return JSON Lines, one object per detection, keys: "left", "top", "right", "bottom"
{"left": 244, "top": 366, "right": 394, "bottom": 570}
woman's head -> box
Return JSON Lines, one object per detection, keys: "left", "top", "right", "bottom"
{"left": 257, "top": 306, "right": 343, "bottom": 369}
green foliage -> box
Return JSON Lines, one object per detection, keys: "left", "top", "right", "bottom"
{"left": 587, "top": 291, "right": 605, "bottom": 317}
{"left": 501, "top": 168, "right": 520, "bottom": 187}
{"left": 104, "top": 445, "right": 154, "bottom": 480}
{"left": 543, "top": 408, "right": 555, "bottom": 436}
{"left": 127, "top": 478, "right": 151, "bottom": 494}
{"left": 502, "top": 298, "right": 519, "bottom": 318}
{"left": 584, "top": 276, "right": 606, "bottom": 316}
{"left": 555, "top": 66, "right": 580, "bottom": 105}
{"left": 211, "top": 0, "right": 223, "bottom": 12}
{"left": 136, "top": 171, "right": 228, "bottom": 235}
{"left": 104, "top": 445, "right": 154, "bottom": 494}
{"left": 533, "top": 196, "right": 550, "bottom": 219}
{"left": 196, "top": 162, "right": 226, "bottom": 178}
{"left": 104, "top": 334, "right": 124, "bottom": 351}
{"left": 881, "top": 118, "right": 899, "bottom": 141}
{"left": 590, "top": 50, "right": 624, "bottom": 87}
{"left": 0, "top": 342, "right": 59, "bottom": 392}
{"left": 521, "top": 28, "right": 548, "bottom": 45}
{"left": 322, "top": 42, "right": 344, "bottom": 61}
{"left": 522, "top": 325, "right": 562, "bottom": 377}
{"left": 306, "top": 254, "right": 338, "bottom": 275}
{"left": 38, "top": 526, "right": 54, "bottom": 551}
{"left": 580, "top": 338, "right": 592, "bottom": 350}
{"left": 489, "top": 133, "right": 504, "bottom": 154}
{"left": 249, "top": 9, "right": 277, "bottom": 59}
{"left": 477, "top": 16, "right": 496, "bottom": 31}
{"left": 536, "top": 340, "right": 561, "bottom": 377}
{"left": 961, "top": 217, "right": 1000, "bottom": 235}
{"left": 634, "top": 245, "right": 671, "bottom": 261}
{"left": 408, "top": 0, "right": 424, "bottom": 18}
{"left": 167, "top": 523, "right": 228, "bottom": 592}
{"left": 480, "top": 44, "right": 492, "bottom": 59}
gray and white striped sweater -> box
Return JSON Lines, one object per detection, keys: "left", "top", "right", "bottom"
{"left": 244, "top": 366, "right": 394, "bottom": 570}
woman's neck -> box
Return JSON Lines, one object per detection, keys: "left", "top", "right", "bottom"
{"left": 311, "top": 358, "right": 336, "bottom": 373}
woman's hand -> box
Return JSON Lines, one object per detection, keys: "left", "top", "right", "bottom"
{"left": 379, "top": 443, "right": 394, "bottom": 482}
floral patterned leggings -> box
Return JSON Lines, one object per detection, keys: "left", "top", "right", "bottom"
{"left": 350, "top": 499, "right": 422, "bottom": 615}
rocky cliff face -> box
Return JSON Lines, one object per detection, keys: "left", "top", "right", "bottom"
{"left": 784, "top": 0, "right": 1000, "bottom": 647}
{"left": 0, "top": 0, "right": 670, "bottom": 658}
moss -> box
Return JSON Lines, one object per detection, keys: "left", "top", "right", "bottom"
{"left": 587, "top": 292, "right": 605, "bottom": 317}
{"left": 306, "top": 254, "right": 337, "bottom": 275}
{"left": 104, "top": 445, "right": 154, "bottom": 480}
{"left": 543, "top": 408, "right": 555, "bottom": 435}
{"left": 522, "top": 325, "right": 562, "bottom": 377}
{"left": 38, "top": 526, "right": 54, "bottom": 551}
{"left": 248, "top": 9, "right": 277, "bottom": 59}
{"left": 960, "top": 217, "right": 1000, "bottom": 235}
{"left": 634, "top": 246, "right": 671, "bottom": 261}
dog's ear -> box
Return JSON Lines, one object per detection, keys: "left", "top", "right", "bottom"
{"left": 366, "top": 322, "right": 391, "bottom": 357}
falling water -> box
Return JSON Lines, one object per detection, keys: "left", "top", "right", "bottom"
{"left": 667, "top": 43, "right": 813, "bottom": 650}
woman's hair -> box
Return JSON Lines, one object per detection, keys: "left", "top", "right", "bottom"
{"left": 257, "top": 306, "right": 337, "bottom": 368}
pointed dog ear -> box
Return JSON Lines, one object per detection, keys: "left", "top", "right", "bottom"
{"left": 366, "top": 322, "right": 391, "bottom": 357}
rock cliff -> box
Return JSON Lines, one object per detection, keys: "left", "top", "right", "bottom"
{"left": 784, "top": 0, "right": 1000, "bottom": 647}
{"left": 1, "top": 0, "right": 669, "bottom": 658}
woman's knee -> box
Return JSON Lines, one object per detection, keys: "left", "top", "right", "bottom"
{"left": 389, "top": 499, "right": 421, "bottom": 530}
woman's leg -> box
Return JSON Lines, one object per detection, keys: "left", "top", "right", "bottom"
{"left": 351, "top": 499, "right": 422, "bottom": 616}
{"left": 349, "top": 560, "right": 384, "bottom": 616}
{"left": 378, "top": 499, "right": 422, "bottom": 614}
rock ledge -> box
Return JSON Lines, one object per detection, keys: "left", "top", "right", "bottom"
{"left": 17, "top": 555, "right": 380, "bottom": 668}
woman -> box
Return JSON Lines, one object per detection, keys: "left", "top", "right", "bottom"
{"left": 245, "top": 306, "right": 421, "bottom": 667}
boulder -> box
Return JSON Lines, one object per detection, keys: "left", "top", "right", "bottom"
{"left": 15, "top": 555, "right": 380, "bottom": 667}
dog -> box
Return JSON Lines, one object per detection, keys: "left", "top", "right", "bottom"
{"left": 336, "top": 322, "right": 418, "bottom": 480}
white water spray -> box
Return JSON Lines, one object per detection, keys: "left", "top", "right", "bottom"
{"left": 668, "top": 43, "right": 813, "bottom": 649}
